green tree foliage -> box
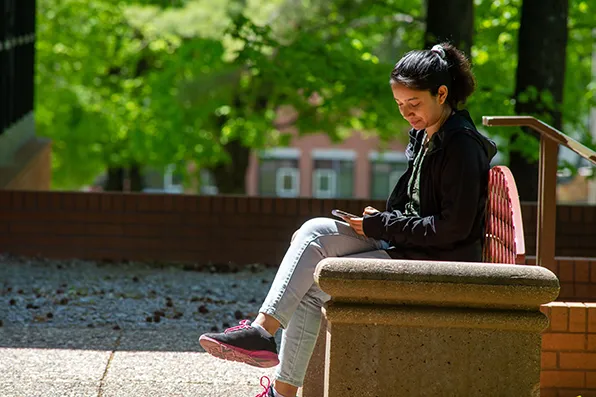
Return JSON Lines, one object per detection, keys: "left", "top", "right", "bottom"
{"left": 35, "top": 0, "right": 595, "bottom": 191}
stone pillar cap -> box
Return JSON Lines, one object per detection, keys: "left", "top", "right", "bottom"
{"left": 315, "top": 258, "right": 560, "bottom": 310}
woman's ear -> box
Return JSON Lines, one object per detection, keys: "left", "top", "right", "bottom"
{"left": 437, "top": 85, "right": 449, "bottom": 104}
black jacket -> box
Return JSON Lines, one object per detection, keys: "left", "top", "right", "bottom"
{"left": 363, "top": 109, "right": 498, "bottom": 262}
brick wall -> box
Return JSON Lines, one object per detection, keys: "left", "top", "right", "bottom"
{"left": 0, "top": 190, "right": 594, "bottom": 266}
{"left": 540, "top": 302, "right": 596, "bottom": 397}
{"left": 527, "top": 257, "right": 596, "bottom": 302}
{"left": 522, "top": 202, "right": 596, "bottom": 258}
{"left": 0, "top": 190, "right": 595, "bottom": 393}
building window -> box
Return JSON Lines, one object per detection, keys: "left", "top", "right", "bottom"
{"left": 276, "top": 167, "right": 300, "bottom": 197}
{"left": 313, "top": 169, "right": 337, "bottom": 198}
{"left": 259, "top": 148, "right": 301, "bottom": 197}
{"left": 312, "top": 149, "right": 355, "bottom": 198}
{"left": 200, "top": 169, "right": 219, "bottom": 195}
{"left": 369, "top": 151, "right": 408, "bottom": 200}
{"left": 143, "top": 164, "right": 184, "bottom": 193}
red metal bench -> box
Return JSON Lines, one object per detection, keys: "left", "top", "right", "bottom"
{"left": 301, "top": 165, "right": 527, "bottom": 397}
{"left": 482, "top": 165, "right": 526, "bottom": 265}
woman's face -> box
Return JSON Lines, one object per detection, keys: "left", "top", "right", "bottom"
{"left": 391, "top": 83, "right": 448, "bottom": 131}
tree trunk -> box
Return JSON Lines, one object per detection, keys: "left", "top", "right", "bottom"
{"left": 103, "top": 165, "right": 145, "bottom": 192}
{"left": 104, "top": 167, "right": 124, "bottom": 191}
{"left": 424, "top": 0, "right": 474, "bottom": 55}
{"left": 511, "top": 0, "right": 568, "bottom": 201}
{"left": 129, "top": 164, "right": 145, "bottom": 192}
{"left": 209, "top": 138, "right": 251, "bottom": 194}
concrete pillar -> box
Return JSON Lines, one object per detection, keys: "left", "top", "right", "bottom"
{"left": 311, "top": 258, "right": 559, "bottom": 397}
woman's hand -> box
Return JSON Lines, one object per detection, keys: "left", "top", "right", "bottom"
{"left": 346, "top": 217, "right": 366, "bottom": 236}
{"left": 363, "top": 206, "right": 380, "bottom": 216}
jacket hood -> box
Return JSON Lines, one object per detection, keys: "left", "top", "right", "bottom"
{"left": 441, "top": 109, "right": 498, "bottom": 162}
{"left": 406, "top": 109, "right": 497, "bottom": 162}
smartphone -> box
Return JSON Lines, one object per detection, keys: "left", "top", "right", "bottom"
{"left": 331, "top": 209, "right": 358, "bottom": 219}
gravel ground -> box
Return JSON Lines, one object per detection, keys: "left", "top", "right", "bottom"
{"left": 0, "top": 254, "right": 279, "bottom": 334}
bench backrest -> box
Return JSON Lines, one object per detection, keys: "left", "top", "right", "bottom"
{"left": 482, "top": 166, "right": 526, "bottom": 265}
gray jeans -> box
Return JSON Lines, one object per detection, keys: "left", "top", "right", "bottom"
{"left": 259, "top": 217, "right": 391, "bottom": 387}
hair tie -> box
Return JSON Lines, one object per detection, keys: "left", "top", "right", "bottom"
{"left": 431, "top": 44, "right": 445, "bottom": 59}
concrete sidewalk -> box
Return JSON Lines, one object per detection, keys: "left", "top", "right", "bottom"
{"left": 0, "top": 327, "right": 276, "bottom": 397}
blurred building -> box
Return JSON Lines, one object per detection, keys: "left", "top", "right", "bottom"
{"left": 0, "top": 0, "right": 51, "bottom": 190}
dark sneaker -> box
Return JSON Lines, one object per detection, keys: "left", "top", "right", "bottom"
{"left": 199, "top": 320, "right": 279, "bottom": 368}
{"left": 254, "top": 376, "right": 275, "bottom": 397}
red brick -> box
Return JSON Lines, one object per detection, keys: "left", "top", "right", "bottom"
{"left": 261, "top": 198, "right": 273, "bottom": 214}
{"left": 540, "top": 370, "right": 585, "bottom": 388}
{"left": 589, "top": 336, "right": 596, "bottom": 352}
{"left": 542, "top": 351, "right": 558, "bottom": 369}
{"left": 166, "top": 195, "right": 179, "bottom": 212}
{"left": 181, "top": 196, "right": 197, "bottom": 212}
{"left": 310, "top": 199, "right": 323, "bottom": 215}
{"left": 558, "top": 283, "right": 575, "bottom": 299}
{"left": 223, "top": 197, "right": 236, "bottom": 213}
{"left": 211, "top": 197, "right": 224, "bottom": 213}
{"left": 113, "top": 195, "right": 127, "bottom": 212}
{"left": 550, "top": 302, "right": 570, "bottom": 332}
{"left": 236, "top": 197, "right": 248, "bottom": 213}
{"left": 122, "top": 194, "right": 138, "bottom": 211}
{"left": 100, "top": 194, "right": 112, "bottom": 211}
{"left": 557, "top": 389, "right": 593, "bottom": 397}
{"left": 558, "top": 259, "right": 575, "bottom": 282}
{"left": 321, "top": 199, "right": 335, "bottom": 215}
{"left": 299, "top": 199, "right": 310, "bottom": 215}
{"left": 34, "top": 192, "right": 51, "bottom": 210}
{"left": 195, "top": 196, "right": 211, "bottom": 213}
{"left": 568, "top": 303, "right": 588, "bottom": 333}
{"left": 575, "top": 260, "right": 590, "bottom": 282}
{"left": 538, "top": 389, "right": 557, "bottom": 397}
{"left": 575, "top": 284, "right": 596, "bottom": 300}
{"left": 10, "top": 191, "right": 25, "bottom": 210}
{"left": 0, "top": 191, "right": 10, "bottom": 208}
{"left": 587, "top": 370, "right": 596, "bottom": 388}
{"left": 587, "top": 303, "right": 596, "bottom": 333}
{"left": 543, "top": 333, "right": 586, "bottom": 351}
{"left": 591, "top": 261, "right": 596, "bottom": 283}
{"left": 248, "top": 197, "right": 260, "bottom": 214}
{"left": 87, "top": 194, "right": 100, "bottom": 211}
{"left": 570, "top": 206, "right": 583, "bottom": 223}
{"left": 542, "top": 258, "right": 559, "bottom": 274}
{"left": 54, "top": 192, "right": 74, "bottom": 211}
{"left": 285, "top": 198, "right": 298, "bottom": 215}
{"left": 560, "top": 352, "right": 596, "bottom": 369}
{"left": 23, "top": 192, "right": 37, "bottom": 209}
{"left": 137, "top": 195, "right": 157, "bottom": 212}
{"left": 274, "top": 198, "right": 286, "bottom": 215}
{"left": 541, "top": 304, "right": 552, "bottom": 332}
{"left": 558, "top": 206, "right": 571, "bottom": 222}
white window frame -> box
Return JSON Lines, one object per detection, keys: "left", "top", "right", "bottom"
{"left": 312, "top": 149, "right": 356, "bottom": 161}
{"left": 260, "top": 147, "right": 301, "bottom": 160}
{"left": 163, "top": 164, "right": 184, "bottom": 193}
{"left": 275, "top": 167, "right": 300, "bottom": 197}
{"left": 200, "top": 169, "right": 219, "bottom": 196}
{"left": 368, "top": 150, "right": 407, "bottom": 162}
{"left": 313, "top": 169, "right": 337, "bottom": 198}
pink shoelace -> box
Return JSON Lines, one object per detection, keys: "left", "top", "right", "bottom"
{"left": 254, "top": 376, "right": 272, "bottom": 397}
{"left": 224, "top": 319, "right": 252, "bottom": 334}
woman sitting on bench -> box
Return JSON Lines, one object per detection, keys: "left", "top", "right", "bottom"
{"left": 199, "top": 42, "right": 497, "bottom": 397}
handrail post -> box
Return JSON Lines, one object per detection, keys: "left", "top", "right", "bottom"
{"left": 537, "top": 136, "right": 558, "bottom": 269}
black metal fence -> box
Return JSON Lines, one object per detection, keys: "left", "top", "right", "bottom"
{"left": 1, "top": 0, "right": 36, "bottom": 136}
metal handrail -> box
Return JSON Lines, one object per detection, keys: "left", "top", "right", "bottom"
{"left": 482, "top": 115, "right": 595, "bottom": 272}
{"left": 483, "top": 116, "right": 596, "bottom": 165}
